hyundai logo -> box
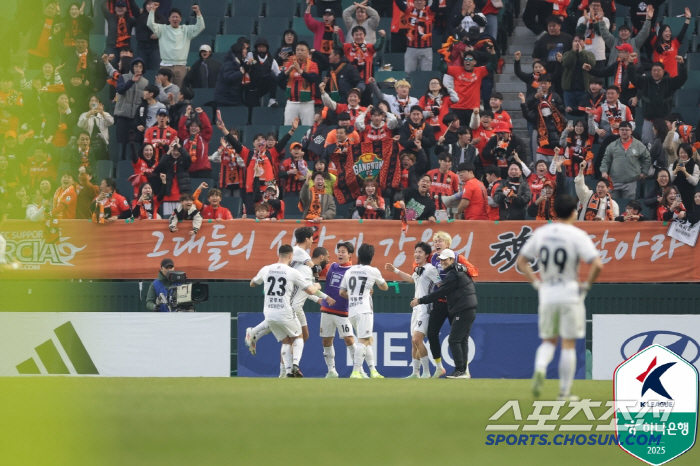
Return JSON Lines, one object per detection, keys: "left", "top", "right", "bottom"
{"left": 621, "top": 331, "right": 700, "bottom": 364}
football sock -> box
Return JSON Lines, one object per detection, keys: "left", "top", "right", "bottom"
{"left": 348, "top": 343, "right": 356, "bottom": 363}
{"left": 291, "top": 339, "right": 304, "bottom": 365}
{"left": 559, "top": 348, "right": 576, "bottom": 396}
{"left": 435, "top": 357, "right": 444, "bottom": 371}
{"left": 412, "top": 358, "right": 421, "bottom": 374}
{"left": 353, "top": 343, "right": 366, "bottom": 372}
{"left": 365, "top": 344, "right": 376, "bottom": 371}
{"left": 279, "top": 362, "right": 285, "bottom": 377}
{"left": 420, "top": 356, "right": 430, "bottom": 375}
{"left": 281, "top": 344, "right": 292, "bottom": 374}
{"left": 323, "top": 346, "right": 336, "bottom": 371}
{"left": 534, "top": 341, "right": 556, "bottom": 373}
{"left": 251, "top": 321, "right": 270, "bottom": 339}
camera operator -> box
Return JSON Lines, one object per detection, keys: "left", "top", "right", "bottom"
{"left": 146, "top": 258, "right": 176, "bottom": 312}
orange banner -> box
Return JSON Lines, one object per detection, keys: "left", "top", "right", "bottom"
{"left": 0, "top": 220, "right": 696, "bottom": 282}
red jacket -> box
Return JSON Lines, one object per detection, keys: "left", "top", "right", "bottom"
{"left": 178, "top": 112, "right": 213, "bottom": 173}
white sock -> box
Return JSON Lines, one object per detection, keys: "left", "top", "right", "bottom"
{"left": 281, "top": 344, "right": 292, "bottom": 374}
{"left": 435, "top": 358, "right": 444, "bottom": 371}
{"left": 252, "top": 321, "right": 270, "bottom": 340}
{"left": 420, "top": 356, "right": 430, "bottom": 375}
{"left": 365, "top": 344, "right": 376, "bottom": 371}
{"left": 348, "top": 343, "right": 356, "bottom": 363}
{"left": 534, "top": 341, "right": 556, "bottom": 373}
{"left": 291, "top": 339, "right": 304, "bottom": 365}
{"left": 353, "top": 343, "right": 366, "bottom": 372}
{"left": 279, "top": 362, "right": 285, "bottom": 376}
{"left": 323, "top": 346, "right": 336, "bottom": 371}
{"left": 559, "top": 348, "right": 577, "bottom": 396}
{"left": 412, "top": 358, "right": 421, "bottom": 374}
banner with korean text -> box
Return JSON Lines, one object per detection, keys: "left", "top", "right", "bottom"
{"left": 0, "top": 220, "right": 696, "bottom": 282}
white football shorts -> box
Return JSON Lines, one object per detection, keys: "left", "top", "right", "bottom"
{"left": 350, "top": 313, "right": 374, "bottom": 339}
{"left": 538, "top": 301, "right": 586, "bottom": 340}
{"left": 319, "top": 313, "right": 354, "bottom": 338}
{"left": 267, "top": 318, "right": 302, "bottom": 342}
{"left": 411, "top": 308, "right": 429, "bottom": 336}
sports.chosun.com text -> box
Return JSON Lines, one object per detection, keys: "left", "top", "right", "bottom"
{"left": 485, "top": 433, "right": 662, "bottom": 447}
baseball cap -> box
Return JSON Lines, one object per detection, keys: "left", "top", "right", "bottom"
{"left": 323, "top": 9, "right": 335, "bottom": 15}
{"left": 492, "top": 120, "right": 511, "bottom": 133}
{"left": 156, "top": 107, "right": 169, "bottom": 116}
{"left": 437, "top": 249, "right": 455, "bottom": 260}
{"left": 115, "top": 0, "right": 127, "bottom": 7}
{"left": 199, "top": 44, "right": 212, "bottom": 53}
{"left": 615, "top": 43, "right": 633, "bottom": 53}
{"left": 290, "top": 142, "right": 302, "bottom": 150}
{"left": 5, "top": 130, "right": 17, "bottom": 139}
{"left": 161, "top": 258, "right": 174, "bottom": 268}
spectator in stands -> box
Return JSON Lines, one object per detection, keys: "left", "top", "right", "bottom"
{"left": 301, "top": 109, "right": 331, "bottom": 160}
{"left": 399, "top": 106, "right": 437, "bottom": 154}
{"left": 489, "top": 92, "right": 512, "bottom": 129}
{"left": 647, "top": 118, "right": 669, "bottom": 177}
{"left": 90, "top": 177, "right": 132, "bottom": 222}
{"left": 532, "top": 16, "right": 571, "bottom": 71}
{"left": 514, "top": 53, "right": 550, "bottom": 101}
{"left": 484, "top": 165, "right": 502, "bottom": 220}
{"left": 194, "top": 186, "right": 233, "bottom": 221}
{"left": 527, "top": 155, "right": 567, "bottom": 220}
{"left": 320, "top": 48, "right": 365, "bottom": 105}
{"left": 586, "top": 46, "right": 637, "bottom": 110}
{"left": 184, "top": 45, "right": 221, "bottom": 89}
{"left": 215, "top": 43, "right": 244, "bottom": 108}
{"left": 561, "top": 35, "right": 596, "bottom": 115}
{"left": 449, "top": 0, "right": 487, "bottom": 36}
{"left": 669, "top": 143, "right": 699, "bottom": 209}
{"left": 575, "top": 1, "right": 610, "bottom": 68}
{"left": 78, "top": 95, "right": 115, "bottom": 145}
{"left": 652, "top": 8, "right": 692, "bottom": 79}
{"left": 5, "top": 185, "right": 30, "bottom": 220}
{"left": 482, "top": 122, "right": 529, "bottom": 177}
{"left": 135, "top": 85, "right": 166, "bottom": 133}
{"left": 578, "top": 77, "right": 605, "bottom": 113}
{"left": 178, "top": 106, "right": 212, "bottom": 178}
{"left": 254, "top": 203, "right": 272, "bottom": 220}
{"left": 419, "top": 78, "right": 458, "bottom": 140}
{"left": 493, "top": 162, "right": 532, "bottom": 220}
{"left": 75, "top": 165, "right": 99, "bottom": 219}
{"left": 394, "top": 0, "right": 439, "bottom": 74}
{"left": 522, "top": 0, "right": 555, "bottom": 36}
{"left": 590, "top": 86, "right": 635, "bottom": 144}
{"left": 575, "top": 160, "right": 619, "bottom": 220}
{"left": 103, "top": 0, "right": 137, "bottom": 56}
{"left": 155, "top": 139, "right": 191, "bottom": 215}
{"left": 143, "top": 108, "right": 177, "bottom": 160}
{"left": 209, "top": 128, "right": 245, "bottom": 198}
{"left": 114, "top": 57, "right": 148, "bottom": 160}
{"left": 336, "top": 27, "right": 384, "bottom": 104}
{"left": 614, "top": 199, "right": 648, "bottom": 222}
{"left": 169, "top": 193, "right": 202, "bottom": 235}
{"left": 452, "top": 161, "right": 487, "bottom": 220}
{"left": 437, "top": 113, "right": 462, "bottom": 146}
{"left": 369, "top": 78, "right": 419, "bottom": 124}
{"left": 301, "top": 171, "right": 337, "bottom": 222}
{"left": 600, "top": 121, "right": 650, "bottom": 199}
{"left": 63, "top": 33, "right": 107, "bottom": 95}
{"left": 355, "top": 105, "right": 398, "bottom": 143}
{"left": 342, "top": 3, "right": 380, "bottom": 44}
{"left": 629, "top": 55, "right": 687, "bottom": 146}
{"left": 560, "top": 119, "right": 595, "bottom": 178}
{"left": 397, "top": 143, "right": 429, "bottom": 191}
{"left": 444, "top": 48, "right": 497, "bottom": 125}
{"left": 147, "top": 4, "right": 204, "bottom": 87}
{"left": 274, "top": 30, "right": 298, "bottom": 69}
{"left": 28, "top": 3, "right": 60, "bottom": 69}
{"left": 136, "top": 0, "right": 165, "bottom": 70}
{"left": 657, "top": 185, "right": 686, "bottom": 222}
{"left": 256, "top": 184, "right": 283, "bottom": 220}
{"left": 248, "top": 38, "right": 281, "bottom": 108}
{"left": 395, "top": 172, "right": 436, "bottom": 221}
{"left": 26, "top": 188, "right": 49, "bottom": 222}
{"left": 278, "top": 42, "right": 319, "bottom": 126}
{"left": 55, "top": 3, "right": 94, "bottom": 59}
{"left": 307, "top": 159, "right": 336, "bottom": 194}
{"left": 280, "top": 142, "right": 309, "bottom": 195}
{"left": 644, "top": 168, "right": 671, "bottom": 220}
{"left": 687, "top": 192, "right": 700, "bottom": 224}
{"left": 131, "top": 182, "right": 161, "bottom": 219}
{"left": 63, "top": 72, "right": 92, "bottom": 114}
{"left": 436, "top": 127, "right": 479, "bottom": 174}
{"left": 59, "top": 131, "right": 92, "bottom": 175}
{"left": 426, "top": 152, "right": 460, "bottom": 213}
{"left": 46, "top": 93, "right": 78, "bottom": 148}
{"left": 519, "top": 74, "right": 566, "bottom": 163}
{"left": 354, "top": 177, "right": 386, "bottom": 219}
{"left": 305, "top": 2, "right": 345, "bottom": 56}
{"left": 25, "top": 146, "right": 57, "bottom": 190}
{"left": 599, "top": 5, "right": 652, "bottom": 68}
{"left": 154, "top": 68, "right": 179, "bottom": 106}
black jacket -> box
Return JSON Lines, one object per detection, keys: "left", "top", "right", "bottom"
{"left": 154, "top": 147, "right": 192, "bottom": 200}
{"left": 398, "top": 120, "right": 436, "bottom": 153}
{"left": 136, "top": 8, "right": 166, "bottom": 44}
{"left": 629, "top": 63, "right": 687, "bottom": 120}
{"left": 184, "top": 58, "right": 222, "bottom": 89}
{"left": 435, "top": 141, "right": 478, "bottom": 169}
{"left": 327, "top": 57, "right": 366, "bottom": 101}
{"left": 102, "top": 2, "right": 137, "bottom": 49}
{"left": 63, "top": 48, "right": 108, "bottom": 94}
{"left": 482, "top": 133, "right": 530, "bottom": 175}
{"left": 215, "top": 51, "right": 244, "bottom": 106}
{"left": 418, "top": 263, "right": 477, "bottom": 315}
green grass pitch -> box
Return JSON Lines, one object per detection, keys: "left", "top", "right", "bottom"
{"left": 1, "top": 378, "right": 697, "bottom": 466}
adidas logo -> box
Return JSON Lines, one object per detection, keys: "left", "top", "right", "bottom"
{"left": 16, "top": 322, "right": 99, "bottom": 375}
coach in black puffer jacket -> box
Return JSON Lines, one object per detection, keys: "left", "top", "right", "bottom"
{"left": 154, "top": 145, "right": 191, "bottom": 201}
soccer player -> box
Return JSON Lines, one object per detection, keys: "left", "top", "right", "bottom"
{"left": 517, "top": 194, "right": 604, "bottom": 400}
{"left": 250, "top": 245, "right": 321, "bottom": 378}
{"left": 385, "top": 242, "right": 441, "bottom": 378}
{"left": 319, "top": 242, "right": 358, "bottom": 378}
{"left": 340, "top": 244, "right": 389, "bottom": 379}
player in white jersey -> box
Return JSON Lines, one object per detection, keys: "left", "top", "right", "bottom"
{"left": 340, "top": 244, "right": 389, "bottom": 379}
{"left": 251, "top": 244, "right": 321, "bottom": 377}
{"left": 517, "top": 194, "right": 604, "bottom": 400}
{"left": 385, "top": 242, "right": 441, "bottom": 378}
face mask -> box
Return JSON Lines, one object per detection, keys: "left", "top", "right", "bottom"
{"left": 541, "top": 107, "right": 552, "bottom": 117}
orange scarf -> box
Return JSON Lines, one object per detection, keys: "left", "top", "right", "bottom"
{"left": 29, "top": 18, "right": 53, "bottom": 58}
{"left": 285, "top": 58, "right": 314, "bottom": 102}
{"left": 303, "top": 185, "right": 326, "bottom": 219}
{"left": 76, "top": 52, "right": 88, "bottom": 73}
{"left": 328, "top": 63, "right": 346, "bottom": 102}
{"left": 584, "top": 194, "right": 614, "bottom": 221}
{"left": 409, "top": 122, "right": 425, "bottom": 140}
{"left": 406, "top": 8, "right": 432, "bottom": 43}
{"left": 321, "top": 25, "right": 334, "bottom": 55}
{"left": 536, "top": 94, "right": 565, "bottom": 147}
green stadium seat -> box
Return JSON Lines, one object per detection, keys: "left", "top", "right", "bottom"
{"left": 409, "top": 71, "right": 443, "bottom": 93}
{"left": 674, "top": 89, "right": 700, "bottom": 107}
{"left": 257, "top": 17, "right": 291, "bottom": 36}
{"left": 283, "top": 194, "right": 302, "bottom": 218}
{"left": 336, "top": 202, "right": 353, "bottom": 219}
{"left": 669, "top": 0, "right": 699, "bottom": 17}
{"left": 687, "top": 53, "right": 700, "bottom": 70}
{"left": 195, "top": 0, "right": 229, "bottom": 17}
{"left": 191, "top": 88, "right": 216, "bottom": 108}
{"left": 292, "top": 17, "right": 315, "bottom": 36}
{"left": 193, "top": 16, "right": 222, "bottom": 36}
{"left": 382, "top": 53, "right": 405, "bottom": 71}
{"left": 278, "top": 125, "right": 310, "bottom": 144}
{"left": 231, "top": 0, "right": 264, "bottom": 17}
{"left": 190, "top": 35, "right": 215, "bottom": 52}
{"left": 116, "top": 160, "right": 134, "bottom": 179}
{"left": 223, "top": 17, "right": 256, "bottom": 36}
{"left": 251, "top": 107, "right": 285, "bottom": 125}
{"left": 675, "top": 106, "right": 700, "bottom": 126}
{"left": 89, "top": 34, "right": 107, "bottom": 54}
{"left": 264, "top": 0, "right": 298, "bottom": 18}
{"left": 190, "top": 178, "right": 214, "bottom": 203}
{"left": 215, "top": 35, "right": 245, "bottom": 53}
{"left": 95, "top": 160, "right": 114, "bottom": 181}
{"left": 220, "top": 197, "right": 243, "bottom": 217}
{"left": 682, "top": 71, "right": 700, "bottom": 89}
{"left": 244, "top": 125, "right": 277, "bottom": 146}
{"left": 116, "top": 178, "right": 134, "bottom": 204}
{"left": 216, "top": 106, "right": 249, "bottom": 127}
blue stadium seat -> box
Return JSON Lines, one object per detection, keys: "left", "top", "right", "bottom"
{"left": 220, "top": 197, "right": 243, "bottom": 217}
{"left": 116, "top": 160, "right": 134, "bottom": 179}
{"left": 257, "top": 17, "right": 291, "bottom": 36}
{"left": 264, "top": 0, "right": 298, "bottom": 18}
{"left": 251, "top": 107, "right": 285, "bottom": 125}
{"left": 231, "top": 0, "right": 264, "bottom": 17}
{"left": 223, "top": 17, "right": 256, "bottom": 36}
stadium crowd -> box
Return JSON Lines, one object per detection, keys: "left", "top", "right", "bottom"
{"left": 2, "top": 0, "right": 700, "bottom": 229}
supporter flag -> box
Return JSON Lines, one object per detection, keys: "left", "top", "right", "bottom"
{"left": 331, "top": 140, "right": 402, "bottom": 204}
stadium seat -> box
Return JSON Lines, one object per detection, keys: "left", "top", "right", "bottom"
{"left": 187, "top": 51, "right": 201, "bottom": 66}
{"left": 257, "top": 17, "right": 291, "bottom": 36}
{"left": 687, "top": 53, "right": 700, "bottom": 70}
{"left": 190, "top": 178, "right": 214, "bottom": 203}
{"left": 191, "top": 88, "right": 217, "bottom": 108}
{"left": 217, "top": 106, "right": 249, "bottom": 127}
{"left": 291, "top": 17, "right": 315, "bottom": 36}
{"left": 616, "top": 198, "right": 631, "bottom": 213}
{"left": 616, "top": 5, "right": 629, "bottom": 17}
{"left": 116, "top": 160, "right": 134, "bottom": 179}
{"left": 223, "top": 17, "right": 256, "bottom": 36}
{"left": 279, "top": 125, "right": 311, "bottom": 144}
{"left": 251, "top": 107, "right": 285, "bottom": 125}
{"left": 673, "top": 89, "right": 700, "bottom": 107}
{"left": 264, "top": 0, "right": 298, "bottom": 18}
{"left": 409, "top": 70, "right": 442, "bottom": 93}
{"left": 382, "top": 53, "right": 405, "bottom": 71}
{"left": 220, "top": 197, "right": 243, "bottom": 217}
{"left": 95, "top": 160, "right": 113, "bottom": 181}
{"left": 171, "top": 0, "right": 193, "bottom": 12}
{"left": 375, "top": 70, "right": 406, "bottom": 84}
{"left": 193, "top": 16, "right": 222, "bottom": 36}
{"left": 283, "top": 194, "right": 302, "bottom": 219}
{"left": 336, "top": 202, "right": 353, "bottom": 219}
{"left": 244, "top": 125, "right": 278, "bottom": 146}
{"left": 89, "top": 34, "right": 107, "bottom": 54}
{"left": 190, "top": 34, "right": 215, "bottom": 52}
{"left": 231, "top": 0, "right": 264, "bottom": 17}
{"left": 675, "top": 106, "right": 700, "bottom": 125}
{"left": 682, "top": 71, "right": 700, "bottom": 89}
{"left": 211, "top": 162, "right": 221, "bottom": 187}
{"left": 668, "top": 0, "right": 699, "bottom": 17}
{"left": 195, "top": 0, "right": 229, "bottom": 17}
{"left": 116, "top": 178, "right": 134, "bottom": 204}
{"left": 215, "top": 35, "right": 245, "bottom": 53}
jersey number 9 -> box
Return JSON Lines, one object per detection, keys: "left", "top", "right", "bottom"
{"left": 348, "top": 276, "right": 367, "bottom": 295}
{"left": 539, "top": 247, "right": 567, "bottom": 274}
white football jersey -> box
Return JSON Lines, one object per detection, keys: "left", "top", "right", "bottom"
{"left": 290, "top": 263, "right": 315, "bottom": 311}
{"left": 412, "top": 263, "right": 441, "bottom": 313}
{"left": 340, "top": 265, "right": 386, "bottom": 317}
{"left": 519, "top": 223, "right": 599, "bottom": 304}
{"left": 253, "top": 263, "right": 313, "bottom": 321}
{"left": 291, "top": 245, "right": 312, "bottom": 268}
